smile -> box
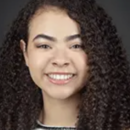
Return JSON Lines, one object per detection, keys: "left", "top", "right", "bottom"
{"left": 46, "top": 74, "right": 76, "bottom": 85}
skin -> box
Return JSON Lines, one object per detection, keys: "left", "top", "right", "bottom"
{"left": 20, "top": 8, "right": 89, "bottom": 126}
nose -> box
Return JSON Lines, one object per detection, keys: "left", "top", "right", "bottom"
{"left": 52, "top": 50, "right": 70, "bottom": 67}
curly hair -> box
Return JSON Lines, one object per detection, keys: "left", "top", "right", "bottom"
{"left": 0, "top": 0, "right": 130, "bottom": 130}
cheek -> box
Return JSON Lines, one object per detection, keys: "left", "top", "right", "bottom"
{"left": 74, "top": 52, "right": 88, "bottom": 68}
{"left": 82, "top": 53, "right": 89, "bottom": 76}
{"left": 28, "top": 53, "right": 42, "bottom": 68}
{"left": 74, "top": 52, "right": 89, "bottom": 79}
{"left": 27, "top": 51, "right": 53, "bottom": 70}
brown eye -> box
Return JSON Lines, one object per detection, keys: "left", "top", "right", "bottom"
{"left": 71, "top": 44, "right": 82, "bottom": 49}
{"left": 36, "top": 44, "right": 51, "bottom": 49}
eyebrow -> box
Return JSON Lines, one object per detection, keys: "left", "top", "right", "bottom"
{"left": 66, "top": 34, "right": 80, "bottom": 41}
{"left": 32, "top": 34, "right": 80, "bottom": 42}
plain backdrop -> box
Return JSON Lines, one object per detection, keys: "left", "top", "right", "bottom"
{"left": 0, "top": 0, "right": 130, "bottom": 61}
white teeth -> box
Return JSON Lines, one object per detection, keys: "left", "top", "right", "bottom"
{"left": 48, "top": 74, "right": 74, "bottom": 80}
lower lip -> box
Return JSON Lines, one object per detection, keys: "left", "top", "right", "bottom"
{"left": 46, "top": 75, "right": 76, "bottom": 85}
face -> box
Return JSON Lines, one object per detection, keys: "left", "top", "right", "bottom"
{"left": 21, "top": 8, "right": 89, "bottom": 100}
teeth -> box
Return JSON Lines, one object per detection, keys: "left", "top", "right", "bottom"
{"left": 48, "top": 74, "right": 74, "bottom": 80}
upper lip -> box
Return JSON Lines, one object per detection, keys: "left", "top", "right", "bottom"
{"left": 46, "top": 72, "right": 76, "bottom": 75}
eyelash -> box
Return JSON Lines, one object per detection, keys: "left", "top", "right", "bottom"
{"left": 36, "top": 44, "right": 83, "bottom": 49}
{"left": 37, "top": 44, "right": 51, "bottom": 49}
{"left": 72, "top": 44, "right": 82, "bottom": 49}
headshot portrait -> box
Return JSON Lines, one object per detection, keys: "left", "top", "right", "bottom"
{"left": 0, "top": 0, "right": 130, "bottom": 130}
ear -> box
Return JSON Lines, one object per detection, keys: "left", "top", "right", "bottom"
{"left": 20, "top": 39, "right": 29, "bottom": 66}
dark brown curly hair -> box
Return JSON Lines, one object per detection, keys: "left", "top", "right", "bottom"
{"left": 0, "top": 0, "right": 130, "bottom": 130}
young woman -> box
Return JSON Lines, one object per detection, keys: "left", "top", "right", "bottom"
{"left": 0, "top": 0, "right": 130, "bottom": 130}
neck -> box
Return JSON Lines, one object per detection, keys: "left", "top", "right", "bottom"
{"left": 40, "top": 93, "right": 80, "bottom": 127}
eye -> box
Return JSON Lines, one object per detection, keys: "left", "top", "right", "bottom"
{"left": 71, "top": 44, "right": 83, "bottom": 49}
{"left": 36, "top": 44, "right": 51, "bottom": 49}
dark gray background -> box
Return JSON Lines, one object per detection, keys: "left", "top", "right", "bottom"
{"left": 0, "top": 0, "right": 130, "bottom": 60}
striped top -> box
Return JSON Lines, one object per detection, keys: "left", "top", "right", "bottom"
{"left": 34, "top": 121, "right": 76, "bottom": 130}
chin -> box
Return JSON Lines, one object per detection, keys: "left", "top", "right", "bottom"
{"left": 47, "top": 90, "right": 77, "bottom": 100}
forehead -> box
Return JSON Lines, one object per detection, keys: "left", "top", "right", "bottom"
{"left": 28, "top": 8, "right": 80, "bottom": 40}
